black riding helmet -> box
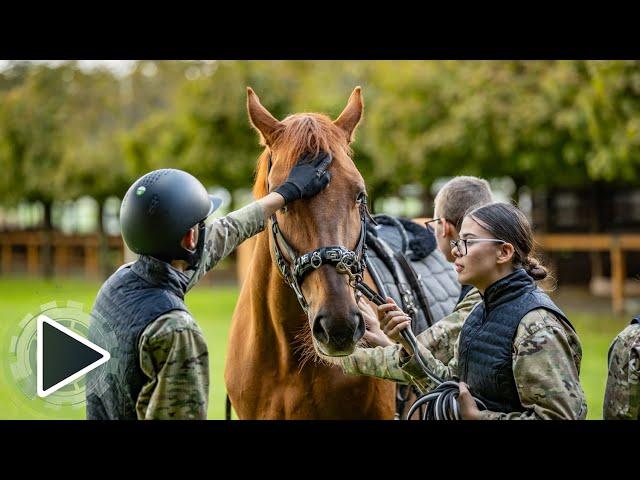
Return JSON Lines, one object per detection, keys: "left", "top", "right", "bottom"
{"left": 120, "top": 169, "right": 222, "bottom": 266}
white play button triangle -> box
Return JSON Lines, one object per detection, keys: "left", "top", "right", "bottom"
{"left": 37, "top": 315, "right": 110, "bottom": 398}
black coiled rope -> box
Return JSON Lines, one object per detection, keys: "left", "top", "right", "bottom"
{"left": 405, "top": 381, "right": 488, "bottom": 420}
{"left": 355, "top": 281, "right": 486, "bottom": 420}
{"left": 399, "top": 327, "right": 488, "bottom": 420}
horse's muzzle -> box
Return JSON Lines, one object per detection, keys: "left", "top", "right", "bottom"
{"left": 311, "top": 308, "right": 365, "bottom": 356}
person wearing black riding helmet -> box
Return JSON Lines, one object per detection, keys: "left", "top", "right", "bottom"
{"left": 86, "top": 152, "right": 331, "bottom": 420}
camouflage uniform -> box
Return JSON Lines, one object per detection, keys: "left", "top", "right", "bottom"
{"left": 399, "top": 307, "right": 587, "bottom": 420}
{"left": 136, "top": 310, "right": 209, "bottom": 419}
{"left": 340, "top": 287, "right": 481, "bottom": 391}
{"left": 603, "top": 319, "right": 640, "bottom": 420}
{"left": 134, "top": 202, "right": 265, "bottom": 419}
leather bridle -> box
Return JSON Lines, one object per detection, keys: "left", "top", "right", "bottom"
{"left": 266, "top": 151, "right": 371, "bottom": 314}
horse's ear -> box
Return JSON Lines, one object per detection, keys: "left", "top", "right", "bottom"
{"left": 334, "top": 86, "right": 363, "bottom": 143}
{"left": 247, "top": 87, "right": 282, "bottom": 146}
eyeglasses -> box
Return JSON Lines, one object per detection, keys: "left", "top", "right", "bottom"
{"left": 424, "top": 218, "right": 443, "bottom": 232}
{"left": 450, "top": 238, "right": 506, "bottom": 256}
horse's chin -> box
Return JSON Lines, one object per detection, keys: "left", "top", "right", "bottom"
{"left": 313, "top": 340, "right": 356, "bottom": 358}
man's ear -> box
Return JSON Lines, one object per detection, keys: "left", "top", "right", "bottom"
{"left": 496, "top": 242, "right": 515, "bottom": 265}
{"left": 181, "top": 226, "right": 197, "bottom": 251}
{"left": 441, "top": 217, "right": 454, "bottom": 239}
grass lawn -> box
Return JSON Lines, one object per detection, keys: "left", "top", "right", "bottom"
{"left": 0, "top": 277, "right": 631, "bottom": 419}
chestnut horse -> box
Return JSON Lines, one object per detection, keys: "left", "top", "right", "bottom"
{"left": 224, "top": 87, "right": 396, "bottom": 419}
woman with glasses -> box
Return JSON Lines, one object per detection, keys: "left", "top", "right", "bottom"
{"left": 336, "top": 177, "right": 492, "bottom": 394}
{"left": 378, "top": 202, "right": 587, "bottom": 419}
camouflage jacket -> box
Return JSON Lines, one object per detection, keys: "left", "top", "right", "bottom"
{"left": 603, "top": 320, "right": 640, "bottom": 420}
{"left": 135, "top": 201, "right": 265, "bottom": 419}
{"left": 340, "top": 287, "right": 481, "bottom": 390}
{"left": 400, "top": 307, "right": 587, "bottom": 420}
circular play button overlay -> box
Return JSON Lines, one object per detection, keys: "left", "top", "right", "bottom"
{"left": 3, "top": 300, "right": 114, "bottom": 416}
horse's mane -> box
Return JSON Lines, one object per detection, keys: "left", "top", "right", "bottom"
{"left": 252, "top": 113, "right": 353, "bottom": 199}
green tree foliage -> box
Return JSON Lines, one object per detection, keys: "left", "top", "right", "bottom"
{"left": 2, "top": 60, "right": 640, "bottom": 214}
{"left": 0, "top": 63, "right": 72, "bottom": 209}
{"left": 122, "top": 61, "right": 304, "bottom": 203}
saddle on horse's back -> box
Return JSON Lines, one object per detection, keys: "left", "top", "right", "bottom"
{"left": 365, "top": 214, "right": 460, "bottom": 335}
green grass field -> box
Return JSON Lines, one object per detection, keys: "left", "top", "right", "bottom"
{"left": 0, "top": 277, "right": 631, "bottom": 419}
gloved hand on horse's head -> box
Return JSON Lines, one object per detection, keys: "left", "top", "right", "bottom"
{"left": 274, "top": 151, "right": 332, "bottom": 204}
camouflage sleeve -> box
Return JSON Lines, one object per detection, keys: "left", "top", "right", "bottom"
{"left": 340, "top": 288, "right": 481, "bottom": 388}
{"left": 478, "top": 309, "right": 587, "bottom": 420}
{"left": 603, "top": 324, "right": 640, "bottom": 420}
{"left": 186, "top": 201, "right": 265, "bottom": 291}
{"left": 398, "top": 335, "right": 459, "bottom": 391}
{"left": 136, "top": 310, "right": 209, "bottom": 419}
{"left": 340, "top": 343, "right": 413, "bottom": 384}
{"left": 419, "top": 287, "right": 481, "bottom": 365}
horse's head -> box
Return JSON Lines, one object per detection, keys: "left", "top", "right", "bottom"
{"left": 248, "top": 86, "right": 367, "bottom": 357}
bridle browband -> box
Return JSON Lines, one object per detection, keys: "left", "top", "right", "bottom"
{"left": 266, "top": 150, "right": 372, "bottom": 314}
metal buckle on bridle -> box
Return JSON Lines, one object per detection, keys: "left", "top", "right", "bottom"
{"left": 339, "top": 251, "right": 356, "bottom": 268}
{"left": 310, "top": 251, "right": 323, "bottom": 269}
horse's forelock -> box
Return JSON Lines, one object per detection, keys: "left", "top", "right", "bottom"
{"left": 252, "top": 114, "right": 352, "bottom": 199}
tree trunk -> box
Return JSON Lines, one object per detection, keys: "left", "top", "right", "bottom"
{"left": 420, "top": 188, "right": 434, "bottom": 218}
{"left": 42, "top": 201, "right": 53, "bottom": 278}
{"left": 588, "top": 183, "right": 603, "bottom": 286}
{"left": 369, "top": 186, "right": 382, "bottom": 215}
{"left": 97, "top": 200, "right": 110, "bottom": 278}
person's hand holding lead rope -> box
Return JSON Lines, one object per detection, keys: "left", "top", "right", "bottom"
{"left": 372, "top": 298, "right": 487, "bottom": 420}
{"left": 377, "top": 297, "right": 412, "bottom": 343}
{"left": 358, "top": 295, "right": 394, "bottom": 347}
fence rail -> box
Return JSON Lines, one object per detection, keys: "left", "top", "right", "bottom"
{"left": 535, "top": 233, "right": 640, "bottom": 314}
{"left": 3, "top": 230, "right": 639, "bottom": 313}
{"left": 0, "top": 231, "right": 123, "bottom": 277}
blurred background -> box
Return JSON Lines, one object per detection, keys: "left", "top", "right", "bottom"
{"left": 0, "top": 60, "right": 639, "bottom": 419}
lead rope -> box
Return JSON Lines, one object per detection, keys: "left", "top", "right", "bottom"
{"left": 349, "top": 275, "right": 487, "bottom": 420}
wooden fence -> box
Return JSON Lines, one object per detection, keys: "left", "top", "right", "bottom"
{"left": 535, "top": 233, "right": 640, "bottom": 314}
{"left": 2, "top": 230, "right": 639, "bottom": 313}
{"left": 0, "top": 231, "right": 123, "bottom": 277}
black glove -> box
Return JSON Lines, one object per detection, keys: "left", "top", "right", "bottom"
{"left": 274, "top": 151, "right": 332, "bottom": 204}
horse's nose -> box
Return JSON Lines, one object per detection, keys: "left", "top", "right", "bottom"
{"left": 312, "top": 308, "right": 365, "bottom": 355}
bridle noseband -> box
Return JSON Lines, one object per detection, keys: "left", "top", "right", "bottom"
{"left": 266, "top": 152, "right": 371, "bottom": 315}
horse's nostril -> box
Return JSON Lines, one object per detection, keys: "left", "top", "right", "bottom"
{"left": 312, "top": 315, "right": 330, "bottom": 345}
{"left": 353, "top": 311, "right": 365, "bottom": 342}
